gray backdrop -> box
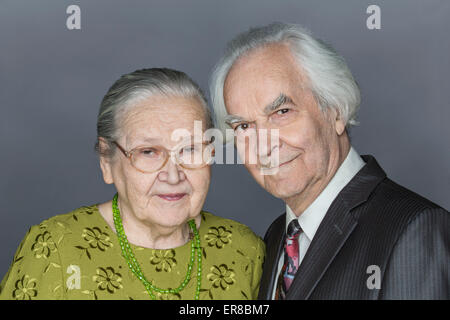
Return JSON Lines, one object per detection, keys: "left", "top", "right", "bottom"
{"left": 1, "top": 0, "right": 449, "bottom": 278}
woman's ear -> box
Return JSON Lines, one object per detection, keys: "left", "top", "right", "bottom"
{"left": 98, "top": 137, "right": 114, "bottom": 185}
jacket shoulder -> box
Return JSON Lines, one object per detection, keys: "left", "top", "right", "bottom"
{"left": 380, "top": 178, "right": 442, "bottom": 209}
{"left": 351, "top": 177, "right": 448, "bottom": 267}
{"left": 365, "top": 178, "right": 446, "bottom": 224}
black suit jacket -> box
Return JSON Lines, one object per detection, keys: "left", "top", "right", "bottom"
{"left": 258, "top": 155, "right": 449, "bottom": 299}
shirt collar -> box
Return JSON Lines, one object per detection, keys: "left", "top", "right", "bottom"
{"left": 286, "top": 146, "right": 365, "bottom": 241}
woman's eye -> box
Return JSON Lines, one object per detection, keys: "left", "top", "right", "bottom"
{"left": 182, "top": 146, "right": 196, "bottom": 153}
{"left": 140, "top": 148, "right": 157, "bottom": 156}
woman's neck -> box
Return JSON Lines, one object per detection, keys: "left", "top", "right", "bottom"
{"left": 97, "top": 200, "right": 195, "bottom": 249}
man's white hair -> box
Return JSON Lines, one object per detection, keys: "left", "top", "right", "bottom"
{"left": 209, "top": 22, "right": 360, "bottom": 142}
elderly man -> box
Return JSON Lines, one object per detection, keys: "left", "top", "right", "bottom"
{"left": 210, "top": 22, "right": 449, "bottom": 299}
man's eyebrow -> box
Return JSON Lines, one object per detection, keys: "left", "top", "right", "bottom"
{"left": 224, "top": 114, "right": 248, "bottom": 126}
{"left": 224, "top": 93, "right": 293, "bottom": 126}
{"left": 263, "top": 93, "right": 293, "bottom": 114}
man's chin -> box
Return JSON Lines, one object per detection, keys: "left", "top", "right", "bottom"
{"left": 270, "top": 189, "right": 299, "bottom": 200}
{"left": 263, "top": 178, "right": 301, "bottom": 199}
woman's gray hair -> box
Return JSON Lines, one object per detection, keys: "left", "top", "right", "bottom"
{"left": 209, "top": 22, "right": 360, "bottom": 140}
{"left": 95, "top": 68, "right": 212, "bottom": 157}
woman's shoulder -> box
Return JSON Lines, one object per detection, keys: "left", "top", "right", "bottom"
{"left": 199, "top": 211, "right": 265, "bottom": 281}
{"left": 200, "top": 211, "right": 263, "bottom": 246}
{"left": 0, "top": 205, "right": 105, "bottom": 300}
{"left": 35, "top": 204, "right": 102, "bottom": 235}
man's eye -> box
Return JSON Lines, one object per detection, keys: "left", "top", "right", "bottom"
{"left": 235, "top": 123, "right": 249, "bottom": 131}
{"left": 276, "top": 108, "right": 290, "bottom": 115}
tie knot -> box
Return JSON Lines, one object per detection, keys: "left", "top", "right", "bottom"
{"left": 287, "top": 219, "right": 302, "bottom": 239}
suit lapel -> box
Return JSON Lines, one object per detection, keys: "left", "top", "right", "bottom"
{"left": 285, "top": 155, "right": 386, "bottom": 299}
{"left": 258, "top": 213, "right": 285, "bottom": 300}
{"left": 285, "top": 196, "right": 357, "bottom": 299}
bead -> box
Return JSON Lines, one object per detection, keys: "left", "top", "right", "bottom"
{"left": 112, "top": 193, "right": 202, "bottom": 300}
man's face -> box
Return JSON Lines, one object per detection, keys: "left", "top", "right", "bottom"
{"left": 223, "top": 43, "right": 346, "bottom": 205}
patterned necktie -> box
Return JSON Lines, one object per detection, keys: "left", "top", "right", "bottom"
{"left": 275, "top": 219, "right": 302, "bottom": 300}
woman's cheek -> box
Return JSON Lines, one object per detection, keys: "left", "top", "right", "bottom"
{"left": 192, "top": 170, "right": 210, "bottom": 199}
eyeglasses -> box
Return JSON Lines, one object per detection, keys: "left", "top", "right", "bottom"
{"left": 113, "top": 139, "right": 215, "bottom": 173}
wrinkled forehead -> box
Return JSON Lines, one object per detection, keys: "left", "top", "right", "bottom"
{"left": 224, "top": 43, "right": 308, "bottom": 115}
{"left": 225, "top": 43, "right": 303, "bottom": 85}
{"left": 119, "top": 96, "right": 207, "bottom": 147}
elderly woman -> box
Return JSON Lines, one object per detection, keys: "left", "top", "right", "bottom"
{"left": 0, "top": 68, "right": 265, "bottom": 300}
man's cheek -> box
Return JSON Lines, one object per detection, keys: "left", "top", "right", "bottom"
{"left": 247, "top": 165, "right": 264, "bottom": 182}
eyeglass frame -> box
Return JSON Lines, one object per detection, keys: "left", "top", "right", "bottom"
{"left": 112, "top": 138, "right": 215, "bottom": 174}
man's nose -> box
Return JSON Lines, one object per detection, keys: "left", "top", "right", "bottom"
{"left": 256, "top": 127, "right": 280, "bottom": 158}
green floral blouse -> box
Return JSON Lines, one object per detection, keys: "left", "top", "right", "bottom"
{"left": 0, "top": 205, "right": 265, "bottom": 300}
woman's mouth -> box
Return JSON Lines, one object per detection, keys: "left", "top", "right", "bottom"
{"left": 157, "top": 193, "right": 187, "bottom": 201}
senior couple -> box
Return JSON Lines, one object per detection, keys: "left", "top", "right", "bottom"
{"left": 1, "top": 23, "right": 448, "bottom": 300}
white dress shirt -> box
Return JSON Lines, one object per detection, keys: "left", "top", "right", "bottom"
{"left": 271, "top": 146, "right": 366, "bottom": 299}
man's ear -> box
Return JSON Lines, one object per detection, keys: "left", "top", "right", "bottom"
{"left": 98, "top": 137, "right": 114, "bottom": 185}
{"left": 332, "top": 109, "right": 346, "bottom": 136}
{"left": 335, "top": 118, "right": 346, "bottom": 136}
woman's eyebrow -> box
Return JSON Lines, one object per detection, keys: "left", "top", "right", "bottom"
{"left": 135, "top": 137, "right": 159, "bottom": 144}
{"left": 126, "top": 136, "right": 161, "bottom": 147}
{"left": 147, "top": 134, "right": 197, "bottom": 142}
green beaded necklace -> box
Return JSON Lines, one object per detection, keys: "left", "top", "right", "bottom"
{"left": 112, "top": 193, "right": 202, "bottom": 299}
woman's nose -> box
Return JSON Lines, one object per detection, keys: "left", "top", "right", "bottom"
{"left": 157, "top": 157, "right": 186, "bottom": 184}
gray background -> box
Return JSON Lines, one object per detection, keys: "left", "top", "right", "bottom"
{"left": 1, "top": 0, "right": 449, "bottom": 278}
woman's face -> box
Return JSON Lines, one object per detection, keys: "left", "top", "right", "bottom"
{"left": 100, "top": 95, "right": 211, "bottom": 230}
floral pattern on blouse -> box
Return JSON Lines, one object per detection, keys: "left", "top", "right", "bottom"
{"left": 82, "top": 227, "right": 113, "bottom": 251}
{"left": 93, "top": 267, "right": 123, "bottom": 293}
{"left": 150, "top": 249, "right": 177, "bottom": 272}
{"left": 31, "top": 231, "right": 56, "bottom": 259}
{"left": 13, "top": 275, "right": 37, "bottom": 300}
{"left": 208, "top": 264, "right": 236, "bottom": 290}
{"left": 0, "top": 204, "right": 265, "bottom": 300}
{"left": 205, "top": 226, "right": 232, "bottom": 248}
